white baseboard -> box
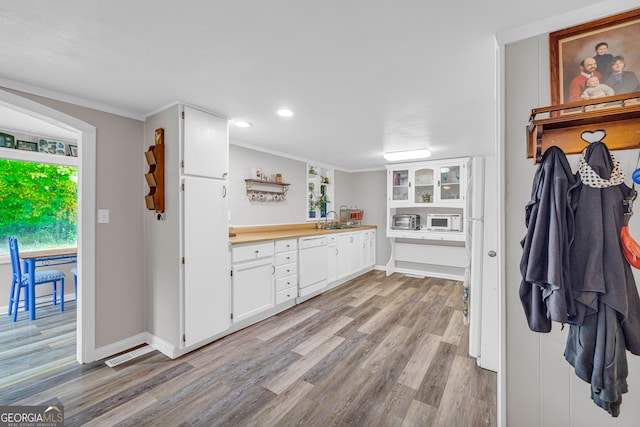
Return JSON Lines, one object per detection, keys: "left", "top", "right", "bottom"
{"left": 93, "top": 332, "right": 148, "bottom": 362}
{"left": 392, "top": 267, "right": 464, "bottom": 281}
{"left": 146, "top": 333, "right": 181, "bottom": 359}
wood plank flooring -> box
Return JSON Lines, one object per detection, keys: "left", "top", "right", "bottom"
{"left": 0, "top": 270, "right": 496, "bottom": 426}
{"left": 0, "top": 300, "right": 76, "bottom": 388}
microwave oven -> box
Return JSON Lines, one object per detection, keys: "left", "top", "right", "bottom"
{"left": 425, "top": 214, "right": 462, "bottom": 231}
{"left": 391, "top": 214, "right": 420, "bottom": 230}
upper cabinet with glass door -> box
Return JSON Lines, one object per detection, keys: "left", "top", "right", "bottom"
{"left": 413, "top": 166, "right": 436, "bottom": 204}
{"left": 387, "top": 159, "right": 467, "bottom": 206}
{"left": 390, "top": 168, "right": 410, "bottom": 203}
{"left": 437, "top": 162, "right": 463, "bottom": 203}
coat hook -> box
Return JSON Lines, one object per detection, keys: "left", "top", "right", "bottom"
{"left": 580, "top": 129, "right": 607, "bottom": 144}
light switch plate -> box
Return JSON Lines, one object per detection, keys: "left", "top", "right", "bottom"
{"left": 98, "top": 209, "right": 110, "bottom": 223}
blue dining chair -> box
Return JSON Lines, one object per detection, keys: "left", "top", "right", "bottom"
{"left": 7, "top": 237, "right": 66, "bottom": 322}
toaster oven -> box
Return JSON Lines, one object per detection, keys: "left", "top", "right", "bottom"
{"left": 391, "top": 214, "right": 420, "bottom": 230}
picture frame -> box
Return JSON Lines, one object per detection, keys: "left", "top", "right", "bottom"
{"left": 0, "top": 132, "right": 15, "bottom": 148}
{"left": 16, "top": 140, "right": 38, "bottom": 152}
{"left": 38, "top": 138, "right": 67, "bottom": 156}
{"left": 550, "top": 8, "right": 640, "bottom": 106}
{"left": 69, "top": 144, "right": 78, "bottom": 157}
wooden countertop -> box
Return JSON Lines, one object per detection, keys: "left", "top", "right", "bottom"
{"left": 229, "top": 223, "right": 377, "bottom": 245}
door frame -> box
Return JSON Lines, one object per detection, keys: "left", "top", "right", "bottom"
{"left": 0, "top": 88, "right": 97, "bottom": 364}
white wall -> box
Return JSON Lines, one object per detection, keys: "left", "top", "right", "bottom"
{"left": 504, "top": 34, "right": 640, "bottom": 427}
{"left": 144, "top": 105, "right": 181, "bottom": 346}
{"left": 334, "top": 169, "right": 389, "bottom": 268}
{"left": 229, "top": 143, "right": 308, "bottom": 226}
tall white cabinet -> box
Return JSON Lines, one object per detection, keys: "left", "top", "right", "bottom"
{"left": 385, "top": 157, "right": 470, "bottom": 279}
{"left": 145, "top": 104, "right": 230, "bottom": 357}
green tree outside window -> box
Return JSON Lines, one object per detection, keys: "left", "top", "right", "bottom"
{"left": 0, "top": 159, "right": 78, "bottom": 256}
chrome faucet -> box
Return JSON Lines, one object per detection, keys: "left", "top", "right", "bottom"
{"left": 323, "top": 210, "right": 337, "bottom": 229}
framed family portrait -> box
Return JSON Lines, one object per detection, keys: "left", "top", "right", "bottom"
{"left": 550, "top": 8, "right": 640, "bottom": 105}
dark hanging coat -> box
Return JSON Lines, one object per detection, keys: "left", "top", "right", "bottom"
{"left": 519, "top": 146, "right": 577, "bottom": 332}
{"left": 564, "top": 142, "right": 640, "bottom": 417}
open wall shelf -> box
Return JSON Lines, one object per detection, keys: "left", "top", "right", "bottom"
{"left": 527, "top": 91, "right": 640, "bottom": 163}
{"left": 245, "top": 179, "right": 290, "bottom": 201}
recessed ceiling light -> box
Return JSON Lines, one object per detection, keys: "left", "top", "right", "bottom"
{"left": 277, "top": 109, "right": 294, "bottom": 117}
{"left": 383, "top": 148, "right": 432, "bottom": 162}
{"left": 234, "top": 120, "right": 252, "bottom": 128}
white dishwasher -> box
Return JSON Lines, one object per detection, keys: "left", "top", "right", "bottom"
{"left": 298, "top": 236, "right": 328, "bottom": 297}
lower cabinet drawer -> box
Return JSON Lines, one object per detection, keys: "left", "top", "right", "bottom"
{"left": 276, "top": 287, "right": 297, "bottom": 305}
{"left": 232, "top": 242, "right": 275, "bottom": 263}
{"left": 275, "top": 263, "right": 297, "bottom": 279}
{"left": 275, "top": 251, "right": 297, "bottom": 266}
{"left": 276, "top": 275, "right": 297, "bottom": 292}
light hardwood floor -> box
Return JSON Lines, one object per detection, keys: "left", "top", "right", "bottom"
{"left": 0, "top": 300, "right": 76, "bottom": 388}
{"left": 0, "top": 270, "right": 496, "bottom": 426}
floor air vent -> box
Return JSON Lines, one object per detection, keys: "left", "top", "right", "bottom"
{"left": 105, "top": 345, "right": 154, "bottom": 368}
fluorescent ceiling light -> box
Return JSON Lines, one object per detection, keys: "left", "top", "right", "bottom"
{"left": 277, "top": 109, "right": 294, "bottom": 117}
{"left": 383, "top": 148, "right": 432, "bottom": 162}
{"left": 234, "top": 120, "right": 252, "bottom": 128}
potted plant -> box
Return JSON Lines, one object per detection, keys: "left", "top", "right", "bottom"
{"left": 316, "top": 194, "right": 330, "bottom": 217}
{"left": 308, "top": 194, "right": 316, "bottom": 218}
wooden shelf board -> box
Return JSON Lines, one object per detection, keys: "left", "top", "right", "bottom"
{"left": 527, "top": 93, "right": 640, "bottom": 162}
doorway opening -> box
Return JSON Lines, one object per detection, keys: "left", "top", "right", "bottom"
{"left": 0, "top": 88, "right": 97, "bottom": 364}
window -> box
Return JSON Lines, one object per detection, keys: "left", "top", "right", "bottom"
{"left": 0, "top": 159, "right": 78, "bottom": 256}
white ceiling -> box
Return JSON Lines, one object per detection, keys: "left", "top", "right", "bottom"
{"left": 0, "top": 0, "right": 608, "bottom": 170}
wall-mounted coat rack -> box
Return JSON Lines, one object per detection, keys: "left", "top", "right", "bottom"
{"left": 527, "top": 91, "right": 640, "bottom": 163}
{"left": 144, "top": 128, "right": 165, "bottom": 217}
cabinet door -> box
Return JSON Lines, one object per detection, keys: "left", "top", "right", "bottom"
{"left": 183, "top": 105, "right": 228, "bottom": 179}
{"left": 388, "top": 168, "right": 410, "bottom": 204}
{"left": 437, "top": 162, "right": 463, "bottom": 203}
{"left": 367, "top": 231, "right": 376, "bottom": 267}
{"left": 350, "top": 232, "right": 363, "bottom": 273}
{"left": 336, "top": 233, "right": 351, "bottom": 279}
{"left": 327, "top": 244, "right": 337, "bottom": 282}
{"left": 232, "top": 258, "right": 275, "bottom": 322}
{"left": 183, "top": 176, "right": 230, "bottom": 347}
{"left": 413, "top": 167, "right": 436, "bottom": 204}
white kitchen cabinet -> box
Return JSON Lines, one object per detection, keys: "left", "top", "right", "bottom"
{"left": 275, "top": 239, "right": 297, "bottom": 305}
{"left": 387, "top": 159, "right": 466, "bottom": 206}
{"left": 386, "top": 157, "right": 469, "bottom": 241}
{"left": 232, "top": 242, "right": 275, "bottom": 322}
{"left": 349, "top": 231, "right": 363, "bottom": 273}
{"left": 363, "top": 229, "right": 376, "bottom": 268}
{"left": 385, "top": 157, "right": 471, "bottom": 279}
{"left": 333, "top": 231, "right": 368, "bottom": 280}
{"left": 327, "top": 235, "right": 337, "bottom": 283}
{"left": 144, "top": 103, "right": 230, "bottom": 357}
{"left": 182, "top": 105, "right": 228, "bottom": 180}
{"left": 336, "top": 233, "right": 351, "bottom": 280}
{"left": 183, "top": 176, "right": 230, "bottom": 347}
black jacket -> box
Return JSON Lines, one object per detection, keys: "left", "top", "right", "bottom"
{"left": 519, "top": 146, "right": 576, "bottom": 332}
{"left": 564, "top": 142, "right": 640, "bottom": 417}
